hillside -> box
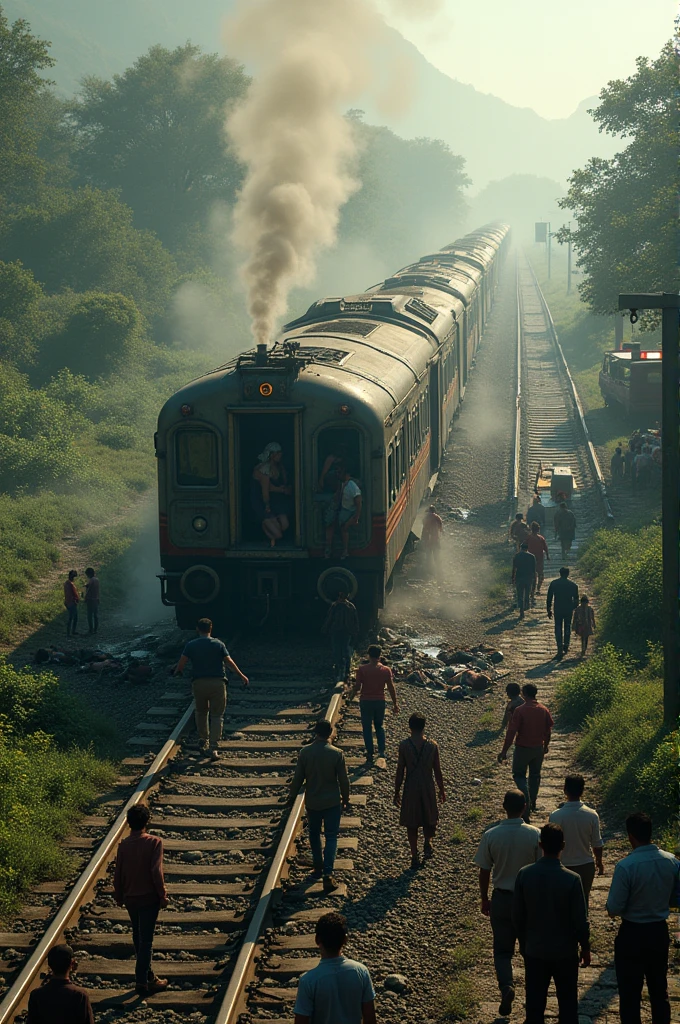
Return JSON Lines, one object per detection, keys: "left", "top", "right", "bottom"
{"left": 5, "top": 0, "right": 616, "bottom": 188}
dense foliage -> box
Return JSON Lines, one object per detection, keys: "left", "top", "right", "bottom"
{"left": 557, "top": 43, "right": 678, "bottom": 326}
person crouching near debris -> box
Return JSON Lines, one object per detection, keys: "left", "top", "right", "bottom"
{"left": 174, "top": 617, "right": 249, "bottom": 759}
{"left": 293, "top": 912, "right": 376, "bottom": 1024}
{"left": 394, "top": 712, "right": 445, "bottom": 870}
{"left": 27, "top": 943, "right": 94, "bottom": 1024}
{"left": 113, "top": 804, "right": 169, "bottom": 998}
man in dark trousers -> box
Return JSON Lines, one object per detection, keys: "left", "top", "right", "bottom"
{"left": 553, "top": 502, "right": 576, "bottom": 558}
{"left": 290, "top": 719, "right": 350, "bottom": 894}
{"left": 113, "top": 804, "right": 169, "bottom": 997}
{"left": 174, "top": 618, "right": 249, "bottom": 759}
{"left": 473, "top": 790, "right": 540, "bottom": 1017}
{"left": 27, "top": 944, "right": 94, "bottom": 1024}
{"left": 349, "top": 644, "right": 399, "bottom": 765}
{"left": 512, "top": 542, "right": 536, "bottom": 620}
{"left": 513, "top": 823, "right": 590, "bottom": 1024}
{"left": 606, "top": 811, "right": 680, "bottom": 1024}
{"left": 498, "top": 683, "right": 553, "bottom": 818}
{"left": 83, "top": 567, "right": 100, "bottom": 634}
{"left": 546, "top": 566, "right": 579, "bottom": 659}
{"left": 322, "top": 590, "right": 359, "bottom": 683}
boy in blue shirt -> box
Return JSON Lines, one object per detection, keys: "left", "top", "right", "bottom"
{"left": 294, "top": 913, "right": 376, "bottom": 1024}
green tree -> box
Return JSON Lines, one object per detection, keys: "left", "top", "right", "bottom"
{"left": 558, "top": 43, "right": 678, "bottom": 326}
{"left": 0, "top": 186, "right": 177, "bottom": 320}
{"left": 0, "top": 260, "right": 43, "bottom": 362}
{"left": 70, "top": 43, "right": 249, "bottom": 250}
{"left": 0, "top": 8, "right": 54, "bottom": 204}
{"left": 37, "top": 292, "right": 149, "bottom": 382}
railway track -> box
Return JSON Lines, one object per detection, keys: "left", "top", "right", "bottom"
{"left": 515, "top": 253, "right": 612, "bottom": 533}
{"left": 0, "top": 649, "right": 373, "bottom": 1023}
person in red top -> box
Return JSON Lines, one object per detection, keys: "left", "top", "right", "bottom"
{"left": 349, "top": 645, "right": 399, "bottom": 764}
{"left": 63, "top": 570, "right": 79, "bottom": 637}
{"left": 526, "top": 521, "right": 550, "bottom": 601}
{"left": 498, "top": 683, "right": 553, "bottom": 820}
{"left": 421, "top": 505, "right": 444, "bottom": 572}
{"left": 27, "top": 943, "right": 94, "bottom": 1024}
{"left": 113, "top": 804, "right": 169, "bottom": 996}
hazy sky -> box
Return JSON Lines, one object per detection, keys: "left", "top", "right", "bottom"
{"left": 381, "top": 0, "right": 674, "bottom": 119}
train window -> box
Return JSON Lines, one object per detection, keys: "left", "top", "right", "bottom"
{"left": 388, "top": 443, "right": 396, "bottom": 506}
{"left": 175, "top": 428, "right": 218, "bottom": 487}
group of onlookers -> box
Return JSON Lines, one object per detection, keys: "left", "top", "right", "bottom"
{"left": 610, "top": 430, "right": 661, "bottom": 490}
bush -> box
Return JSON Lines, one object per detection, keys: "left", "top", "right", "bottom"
{"left": 555, "top": 645, "right": 631, "bottom": 727}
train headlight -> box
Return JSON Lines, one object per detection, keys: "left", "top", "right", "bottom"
{"left": 259, "top": 382, "right": 273, "bottom": 397}
{"left": 192, "top": 515, "right": 208, "bottom": 533}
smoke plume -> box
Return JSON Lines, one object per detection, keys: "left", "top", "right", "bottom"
{"left": 224, "top": 0, "right": 383, "bottom": 346}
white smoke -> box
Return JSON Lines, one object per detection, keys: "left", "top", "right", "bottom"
{"left": 224, "top": 0, "right": 383, "bottom": 346}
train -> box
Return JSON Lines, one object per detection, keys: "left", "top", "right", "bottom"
{"left": 599, "top": 343, "right": 662, "bottom": 421}
{"left": 156, "top": 222, "right": 511, "bottom": 628}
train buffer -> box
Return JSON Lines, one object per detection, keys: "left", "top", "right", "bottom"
{"left": 534, "top": 462, "right": 576, "bottom": 503}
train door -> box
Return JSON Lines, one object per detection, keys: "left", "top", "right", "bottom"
{"left": 229, "top": 410, "right": 302, "bottom": 547}
{"left": 429, "top": 363, "right": 440, "bottom": 473}
{"left": 462, "top": 311, "right": 469, "bottom": 387}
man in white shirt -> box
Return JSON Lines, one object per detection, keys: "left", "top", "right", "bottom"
{"left": 549, "top": 775, "right": 603, "bottom": 906}
{"left": 606, "top": 811, "right": 679, "bottom": 1024}
{"left": 473, "top": 790, "right": 541, "bottom": 1017}
{"left": 325, "top": 469, "right": 362, "bottom": 561}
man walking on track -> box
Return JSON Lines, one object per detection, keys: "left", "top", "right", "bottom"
{"left": 27, "top": 943, "right": 94, "bottom": 1023}
{"left": 293, "top": 913, "right": 376, "bottom": 1024}
{"left": 322, "top": 590, "right": 359, "bottom": 683}
{"left": 174, "top": 618, "right": 249, "bottom": 759}
{"left": 513, "top": 823, "right": 590, "bottom": 1024}
{"left": 546, "top": 566, "right": 580, "bottom": 660}
{"left": 606, "top": 811, "right": 680, "bottom": 1024}
{"left": 526, "top": 521, "right": 549, "bottom": 599}
{"left": 290, "top": 719, "right": 350, "bottom": 894}
{"left": 512, "top": 543, "right": 536, "bottom": 620}
{"left": 549, "top": 775, "right": 604, "bottom": 907}
{"left": 498, "top": 683, "right": 553, "bottom": 819}
{"left": 113, "top": 804, "right": 169, "bottom": 997}
{"left": 553, "top": 501, "right": 576, "bottom": 558}
{"left": 473, "top": 789, "right": 540, "bottom": 1017}
{"left": 349, "top": 644, "right": 399, "bottom": 766}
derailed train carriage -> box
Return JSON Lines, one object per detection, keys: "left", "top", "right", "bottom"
{"left": 156, "top": 223, "right": 511, "bottom": 627}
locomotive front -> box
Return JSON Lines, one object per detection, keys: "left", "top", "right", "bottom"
{"left": 156, "top": 339, "right": 388, "bottom": 630}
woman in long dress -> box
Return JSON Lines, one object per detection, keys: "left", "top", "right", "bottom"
{"left": 251, "top": 442, "right": 292, "bottom": 546}
{"left": 394, "top": 712, "right": 446, "bottom": 870}
{"left": 572, "top": 595, "right": 596, "bottom": 657}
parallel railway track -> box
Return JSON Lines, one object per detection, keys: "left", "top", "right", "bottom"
{"left": 0, "top": 651, "right": 372, "bottom": 1023}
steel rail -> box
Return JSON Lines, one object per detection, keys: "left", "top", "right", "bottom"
{"left": 0, "top": 699, "right": 196, "bottom": 1023}
{"left": 525, "top": 259, "right": 614, "bottom": 522}
{"left": 512, "top": 253, "right": 522, "bottom": 507}
{"left": 214, "top": 682, "right": 345, "bottom": 1024}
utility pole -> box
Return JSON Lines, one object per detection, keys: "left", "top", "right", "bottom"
{"left": 619, "top": 292, "right": 680, "bottom": 726}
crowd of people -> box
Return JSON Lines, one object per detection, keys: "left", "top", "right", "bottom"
{"left": 610, "top": 429, "right": 661, "bottom": 491}
{"left": 26, "top": 621, "right": 679, "bottom": 1024}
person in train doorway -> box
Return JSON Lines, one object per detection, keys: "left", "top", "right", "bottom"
{"left": 526, "top": 522, "right": 550, "bottom": 603}
{"left": 316, "top": 445, "right": 349, "bottom": 510}
{"left": 290, "top": 719, "right": 350, "bottom": 894}
{"left": 546, "top": 567, "right": 579, "bottom": 660}
{"left": 553, "top": 502, "right": 576, "bottom": 559}
{"left": 526, "top": 493, "right": 546, "bottom": 532}
{"left": 511, "top": 543, "right": 536, "bottom": 621}
{"left": 322, "top": 590, "right": 359, "bottom": 683}
{"left": 420, "top": 505, "right": 444, "bottom": 574}
{"left": 174, "top": 618, "right": 249, "bottom": 759}
{"left": 324, "top": 468, "right": 362, "bottom": 561}
{"left": 509, "top": 513, "right": 530, "bottom": 552}
{"left": 251, "top": 441, "right": 292, "bottom": 547}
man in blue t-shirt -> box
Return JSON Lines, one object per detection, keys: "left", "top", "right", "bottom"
{"left": 174, "top": 618, "right": 249, "bottom": 759}
{"left": 294, "top": 912, "right": 376, "bottom": 1024}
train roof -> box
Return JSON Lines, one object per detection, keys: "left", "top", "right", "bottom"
{"left": 608, "top": 350, "right": 662, "bottom": 360}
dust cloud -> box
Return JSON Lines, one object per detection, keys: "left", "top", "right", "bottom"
{"left": 117, "top": 500, "right": 174, "bottom": 628}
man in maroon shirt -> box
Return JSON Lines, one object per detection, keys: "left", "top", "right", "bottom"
{"left": 349, "top": 645, "right": 399, "bottom": 764}
{"left": 113, "top": 804, "right": 169, "bottom": 996}
{"left": 27, "top": 944, "right": 93, "bottom": 1024}
{"left": 63, "top": 570, "right": 79, "bottom": 637}
{"left": 498, "top": 683, "right": 553, "bottom": 820}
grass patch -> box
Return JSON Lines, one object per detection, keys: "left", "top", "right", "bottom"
{"left": 450, "top": 825, "right": 466, "bottom": 845}
{"left": 442, "top": 975, "right": 478, "bottom": 1020}
{"left": 478, "top": 710, "right": 497, "bottom": 729}
{"left": 465, "top": 807, "right": 483, "bottom": 822}
{"left": 0, "top": 659, "right": 116, "bottom": 919}
{"left": 448, "top": 936, "right": 484, "bottom": 971}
